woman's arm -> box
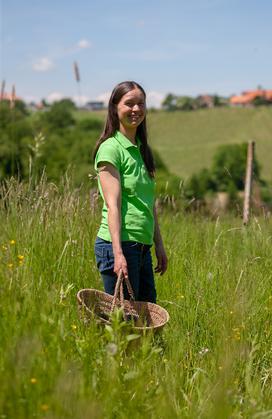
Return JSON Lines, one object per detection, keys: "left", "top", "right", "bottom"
{"left": 98, "top": 162, "right": 128, "bottom": 278}
{"left": 153, "top": 205, "right": 168, "bottom": 275}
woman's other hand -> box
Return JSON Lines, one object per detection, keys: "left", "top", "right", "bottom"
{"left": 155, "top": 244, "right": 168, "bottom": 275}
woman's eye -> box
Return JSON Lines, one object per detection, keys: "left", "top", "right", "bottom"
{"left": 125, "top": 102, "right": 145, "bottom": 107}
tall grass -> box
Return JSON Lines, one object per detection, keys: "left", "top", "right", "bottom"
{"left": 1, "top": 177, "right": 272, "bottom": 418}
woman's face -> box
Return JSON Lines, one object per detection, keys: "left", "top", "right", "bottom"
{"left": 116, "top": 88, "right": 146, "bottom": 131}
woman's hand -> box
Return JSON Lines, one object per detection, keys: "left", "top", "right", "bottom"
{"left": 153, "top": 205, "right": 168, "bottom": 275}
{"left": 155, "top": 244, "right": 168, "bottom": 275}
{"left": 114, "top": 251, "right": 128, "bottom": 279}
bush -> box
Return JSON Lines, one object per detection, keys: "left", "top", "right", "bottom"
{"left": 185, "top": 143, "right": 264, "bottom": 200}
{"left": 211, "top": 143, "right": 261, "bottom": 192}
{"left": 185, "top": 169, "right": 215, "bottom": 200}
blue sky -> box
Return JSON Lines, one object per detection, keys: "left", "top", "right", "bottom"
{"left": 1, "top": 0, "right": 272, "bottom": 107}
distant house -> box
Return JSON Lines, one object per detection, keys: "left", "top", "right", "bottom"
{"left": 196, "top": 95, "right": 215, "bottom": 108}
{"left": 84, "top": 101, "right": 105, "bottom": 111}
{"left": 230, "top": 89, "right": 272, "bottom": 106}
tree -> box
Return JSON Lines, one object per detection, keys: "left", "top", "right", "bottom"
{"left": 186, "top": 169, "right": 215, "bottom": 199}
{"left": 176, "top": 96, "right": 195, "bottom": 111}
{"left": 56, "top": 98, "right": 76, "bottom": 111}
{"left": 210, "top": 143, "right": 261, "bottom": 192}
{"left": 38, "top": 101, "right": 76, "bottom": 131}
{"left": 0, "top": 100, "right": 32, "bottom": 179}
{"left": 252, "top": 96, "right": 271, "bottom": 107}
{"left": 185, "top": 143, "right": 263, "bottom": 200}
{"left": 162, "top": 94, "right": 178, "bottom": 111}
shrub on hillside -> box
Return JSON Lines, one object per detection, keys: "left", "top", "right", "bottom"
{"left": 185, "top": 143, "right": 264, "bottom": 201}
{"left": 211, "top": 143, "right": 261, "bottom": 192}
{"left": 0, "top": 101, "right": 32, "bottom": 179}
{"left": 38, "top": 101, "right": 76, "bottom": 131}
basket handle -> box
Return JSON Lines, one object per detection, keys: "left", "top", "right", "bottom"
{"left": 110, "top": 271, "right": 135, "bottom": 314}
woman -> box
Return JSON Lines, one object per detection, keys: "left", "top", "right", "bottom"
{"left": 93, "top": 81, "right": 167, "bottom": 303}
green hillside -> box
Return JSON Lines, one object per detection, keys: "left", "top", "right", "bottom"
{"left": 147, "top": 107, "right": 272, "bottom": 182}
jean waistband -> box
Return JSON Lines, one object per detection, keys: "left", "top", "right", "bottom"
{"left": 125, "top": 242, "right": 152, "bottom": 254}
{"left": 96, "top": 237, "right": 151, "bottom": 252}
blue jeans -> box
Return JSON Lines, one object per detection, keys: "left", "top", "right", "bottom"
{"left": 94, "top": 237, "right": 156, "bottom": 303}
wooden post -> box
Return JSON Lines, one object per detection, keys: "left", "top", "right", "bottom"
{"left": 243, "top": 141, "right": 255, "bottom": 225}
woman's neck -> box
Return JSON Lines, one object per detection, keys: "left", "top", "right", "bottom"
{"left": 119, "top": 125, "right": 137, "bottom": 144}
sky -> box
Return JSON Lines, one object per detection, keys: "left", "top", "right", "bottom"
{"left": 1, "top": 0, "right": 272, "bottom": 107}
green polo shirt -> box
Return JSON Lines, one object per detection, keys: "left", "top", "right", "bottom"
{"left": 94, "top": 130, "right": 155, "bottom": 245}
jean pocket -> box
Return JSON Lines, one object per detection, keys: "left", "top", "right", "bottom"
{"left": 94, "top": 237, "right": 110, "bottom": 257}
{"left": 94, "top": 245, "right": 104, "bottom": 258}
{"left": 95, "top": 241, "right": 114, "bottom": 273}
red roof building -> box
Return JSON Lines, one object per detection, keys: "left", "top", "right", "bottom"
{"left": 230, "top": 89, "right": 272, "bottom": 106}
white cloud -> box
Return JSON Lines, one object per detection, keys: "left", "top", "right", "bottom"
{"left": 77, "top": 39, "right": 92, "bottom": 49}
{"left": 63, "top": 39, "right": 93, "bottom": 55}
{"left": 32, "top": 39, "right": 91, "bottom": 72}
{"left": 146, "top": 91, "right": 164, "bottom": 108}
{"left": 23, "top": 95, "right": 40, "bottom": 103}
{"left": 46, "top": 91, "right": 64, "bottom": 103}
{"left": 73, "top": 95, "right": 91, "bottom": 106}
{"left": 46, "top": 93, "right": 92, "bottom": 106}
{"left": 96, "top": 91, "right": 111, "bottom": 104}
{"left": 32, "top": 57, "right": 54, "bottom": 72}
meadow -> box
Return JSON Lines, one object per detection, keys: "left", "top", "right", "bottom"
{"left": 1, "top": 177, "right": 272, "bottom": 418}
{"left": 147, "top": 106, "right": 272, "bottom": 183}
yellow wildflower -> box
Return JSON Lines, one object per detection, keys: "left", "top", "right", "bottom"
{"left": 18, "top": 255, "right": 24, "bottom": 261}
{"left": 71, "top": 324, "right": 77, "bottom": 331}
{"left": 30, "top": 377, "right": 37, "bottom": 384}
{"left": 8, "top": 263, "right": 13, "bottom": 269}
{"left": 41, "top": 404, "right": 49, "bottom": 411}
{"left": 232, "top": 327, "right": 241, "bottom": 340}
{"left": 10, "top": 240, "right": 16, "bottom": 245}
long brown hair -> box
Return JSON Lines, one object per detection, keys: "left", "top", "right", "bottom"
{"left": 93, "top": 81, "right": 155, "bottom": 177}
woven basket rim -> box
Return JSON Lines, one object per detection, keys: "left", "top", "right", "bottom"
{"left": 77, "top": 288, "right": 170, "bottom": 330}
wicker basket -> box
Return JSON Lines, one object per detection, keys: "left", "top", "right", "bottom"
{"left": 77, "top": 273, "right": 169, "bottom": 332}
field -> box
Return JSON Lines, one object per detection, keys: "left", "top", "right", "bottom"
{"left": 147, "top": 107, "right": 272, "bottom": 183}
{"left": 1, "top": 178, "right": 272, "bottom": 418}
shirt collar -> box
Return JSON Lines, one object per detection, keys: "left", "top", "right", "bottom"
{"left": 114, "top": 130, "right": 141, "bottom": 149}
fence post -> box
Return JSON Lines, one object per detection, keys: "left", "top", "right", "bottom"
{"left": 243, "top": 141, "right": 255, "bottom": 225}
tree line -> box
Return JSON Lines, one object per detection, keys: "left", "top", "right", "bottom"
{"left": 162, "top": 93, "right": 272, "bottom": 111}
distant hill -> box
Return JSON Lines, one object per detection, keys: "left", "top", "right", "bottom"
{"left": 147, "top": 107, "right": 272, "bottom": 182}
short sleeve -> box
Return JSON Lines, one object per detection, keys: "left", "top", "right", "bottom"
{"left": 94, "top": 140, "right": 121, "bottom": 172}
